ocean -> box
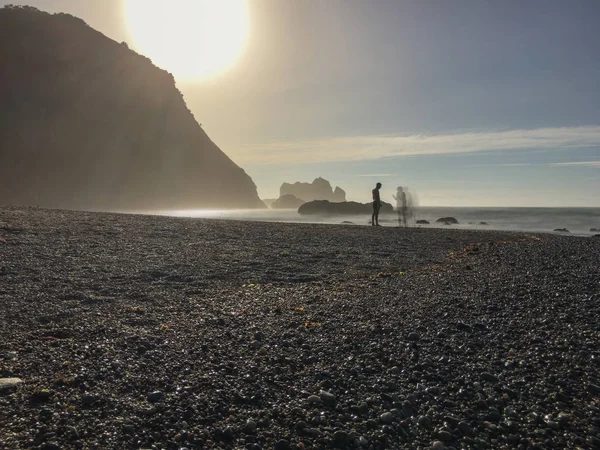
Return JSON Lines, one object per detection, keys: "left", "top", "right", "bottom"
{"left": 152, "top": 207, "right": 600, "bottom": 237}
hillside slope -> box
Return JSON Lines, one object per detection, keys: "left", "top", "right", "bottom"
{"left": 0, "top": 5, "right": 264, "bottom": 210}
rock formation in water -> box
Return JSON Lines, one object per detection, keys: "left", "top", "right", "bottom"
{"left": 298, "top": 200, "right": 394, "bottom": 215}
{"left": 280, "top": 178, "right": 346, "bottom": 203}
{"left": 0, "top": 5, "right": 264, "bottom": 210}
{"left": 271, "top": 194, "right": 305, "bottom": 209}
{"left": 436, "top": 217, "right": 459, "bottom": 225}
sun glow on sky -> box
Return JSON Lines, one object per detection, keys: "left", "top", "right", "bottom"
{"left": 123, "top": 0, "right": 249, "bottom": 81}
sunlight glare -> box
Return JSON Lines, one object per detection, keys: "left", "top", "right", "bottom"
{"left": 124, "top": 0, "right": 249, "bottom": 81}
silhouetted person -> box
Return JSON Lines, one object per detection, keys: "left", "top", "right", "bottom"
{"left": 393, "top": 186, "right": 408, "bottom": 227}
{"left": 372, "top": 182, "right": 382, "bottom": 226}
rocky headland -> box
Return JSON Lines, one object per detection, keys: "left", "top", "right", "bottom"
{"left": 1, "top": 206, "right": 599, "bottom": 449}
{"left": 0, "top": 6, "right": 263, "bottom": 211}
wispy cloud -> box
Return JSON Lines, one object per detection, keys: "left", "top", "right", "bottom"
{"left": 550, "top": 161, "right": 600, "bottom": 168}
{"left": 237, "top": 126, "right": 600, "bottom": 165}
{"left": 358, "top": 173, "right": 396, "bottom": 177}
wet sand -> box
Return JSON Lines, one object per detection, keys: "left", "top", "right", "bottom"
{"left": 1, "top": 207, "right": 599, "bottom": 449}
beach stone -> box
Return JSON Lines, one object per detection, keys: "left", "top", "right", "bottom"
{"left": 306, "top": 395, "right": 321, "bottom": 405}
{"left": 408, "top": 332, "right": 420, "bottom": 341}
{"left": 244, "top": 419, "right": 257, "bottom": 433}
{"left": 481, "top": 372, "right": 499, "bottom": 383}
{"left": 221, "top": 426, "right": 234, "bottom": 441}
{"left": 418, "top": 415, "right": 432, "bottom": 428}
{"left": 274, "top": 439, "right": 290, "bottom": 450}
{"left": 319, "top": 390, "right": 336, "bottom": 405}
{"left": 437, "top": 430, "right": 453, "bottom": 442}
{"left": 587, "top": 383, "right": 600, "bottom": 395}
{"left": 147, "top": 391, "right": 164, "bottom": 403}
{"left": 333, "top": 430, "right": 351, "bottom": 447}
{"left": 458, "top": 422, "right": 473, "bottom": 436}
{"left": 432, "top": 441, "right": 446, "bottom": 450}
{"left": 0, "top": 378, "right": 23, "bottom": 390}
{"left": 380, "top": 412, "right": 394, "bottom": 424}
{"left": 485, "top": 409, "right": 502, "bottom": 422}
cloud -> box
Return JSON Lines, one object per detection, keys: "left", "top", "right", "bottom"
{"left": 236, "top": 126, "right": 600, "bottom": 165}
{"left": 550, "top": 161, "right": 600, "bottom": 168}
{"left": 358, "top": 173, "right": 396, "bottom": 177}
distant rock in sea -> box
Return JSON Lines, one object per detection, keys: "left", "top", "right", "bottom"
{"left": 480, "top": 222, "right": 489, "bottom": 225}
{"left": 298, "top": 200, "right": 393, "bottom": 215}
{"left": 262, "top": 198, "right": 277, "bottom": 208}
{"left": 0, "top": 5, "right": 264, "bottom": 210}
{"left": 436, "top": 217, "right": 459, "bottom": 225}
{"left": 416, "top": 220, "right": 430, "bottom": 224}
{"left": 590, "top": 228, "right": 599, "bottom": 232}
{"left": 271, "top": 194, "right": 305, "bottom": 209}
{"left": 280, "top": 178, "right": 346, "bottom": 203}
{"left": 554, "top": 228, "right": 570, "bottom": 233}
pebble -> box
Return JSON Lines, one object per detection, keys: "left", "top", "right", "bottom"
{"left": 244, "top": 419, "right": 257, "bottom": 434}
{"left": 319, "top": 390, "right": 336, "bottom": 405}
{"left": 0, "top": 378, "right": 23, "bottom": 390}
{"left": 480, "top": 372, "right": 499, "bottom": 383}
{"left": 432, "top": 441, "right": 446, "bottom": 450}
{"left": 146, "top": 391, "right": 164, "bottom": 403}
{"left": 380, "top": 412, "right": 394, "bottom": 424}
{"left": 417, "top": 415, "right": 432, "bottom": 428}
{"left": 408, "top": 332, "right": 420, "bottom": 341}
{"left": 274, "top": 439, "right": 290, "bottom": 450}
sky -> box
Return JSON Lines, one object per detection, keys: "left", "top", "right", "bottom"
{"left": 4, "top": 0, "right": 600, "bottom": 206}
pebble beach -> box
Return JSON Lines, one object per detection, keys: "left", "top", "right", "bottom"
{"left": 1, "top": 206, "right": 599, "bottom": 449}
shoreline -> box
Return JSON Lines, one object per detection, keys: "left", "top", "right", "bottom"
{"left": 1, "top": 206, "right": 600, "bottom": 449}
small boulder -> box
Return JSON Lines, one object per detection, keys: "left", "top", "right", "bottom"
{"left": 436, "top": 217, "right": 459, "bottom": 225}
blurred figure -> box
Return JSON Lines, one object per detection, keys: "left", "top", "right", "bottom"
{"left": 393, "top": 186, "right": 408, "bottom": 227}
{"left": 394, "top": 186, "right": 418, "bottom": 227}
{"left": 372, "top": 182, "right": 382, "bottom": 226}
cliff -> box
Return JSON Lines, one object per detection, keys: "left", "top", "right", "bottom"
{"left": 0, "top": 5, "right": 264, "bottom": 210}
{"left": 280, "top": 178, "right": 346, "bottom": 203}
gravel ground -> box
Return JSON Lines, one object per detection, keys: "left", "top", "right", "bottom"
{"left": 1, "top": 207, "right": 599, "bottom": 450}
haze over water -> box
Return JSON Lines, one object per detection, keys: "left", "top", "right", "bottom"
{"left": 151, "top": 207, "right": 600, "bottom": 237}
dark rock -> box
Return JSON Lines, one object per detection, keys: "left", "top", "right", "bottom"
{"left": 437, "top": 430, "right": 453, "bottom": 442}
{"left": 407, "top": 332, "right": 420, "bottom": 341}
{"left": 271, "top": 194, "right": 305, "bottom": 209}
{"left": 417, "top": 415, "right": 432, "bottom": 428}
{"left": 436, "top": 217, "right": 459, "bottom": 225}
{"left": 479, "top": 221, "right": 488, "bottom": 225}
{"left": 554, "top": 228, "right": 570, "bottom": 233}
{"left": 481, "top": 372, "right": 499, "bottom": 383}
{"left": 221, "top": 427, "right": 235, "bottom": 441}
{"left": 416, "top": 220, "right": 430, "bottom": 224}
{"left": 590, "top": 228, "right": 599, "bottom": 232}
{"left": 147, "top": 391, "right": 164, "bottom": 403}
{"left": 380, "top": 412, "right": 394, "bottom": 424}
{"left": 333, "top": 430, "right": 351, "bottom": 447}
{"left": 298, "top": 200, "right": 394, "bottom": 215}
{"left": 274, "top": 439, "right": 290, "bottom": 450}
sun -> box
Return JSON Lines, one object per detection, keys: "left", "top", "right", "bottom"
{"left": 123, "top": 0, "right": 249, "bottom": 81}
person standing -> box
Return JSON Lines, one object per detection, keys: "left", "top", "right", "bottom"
{"left": 372, "top": 182, "right": 382, "bottom": 226}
